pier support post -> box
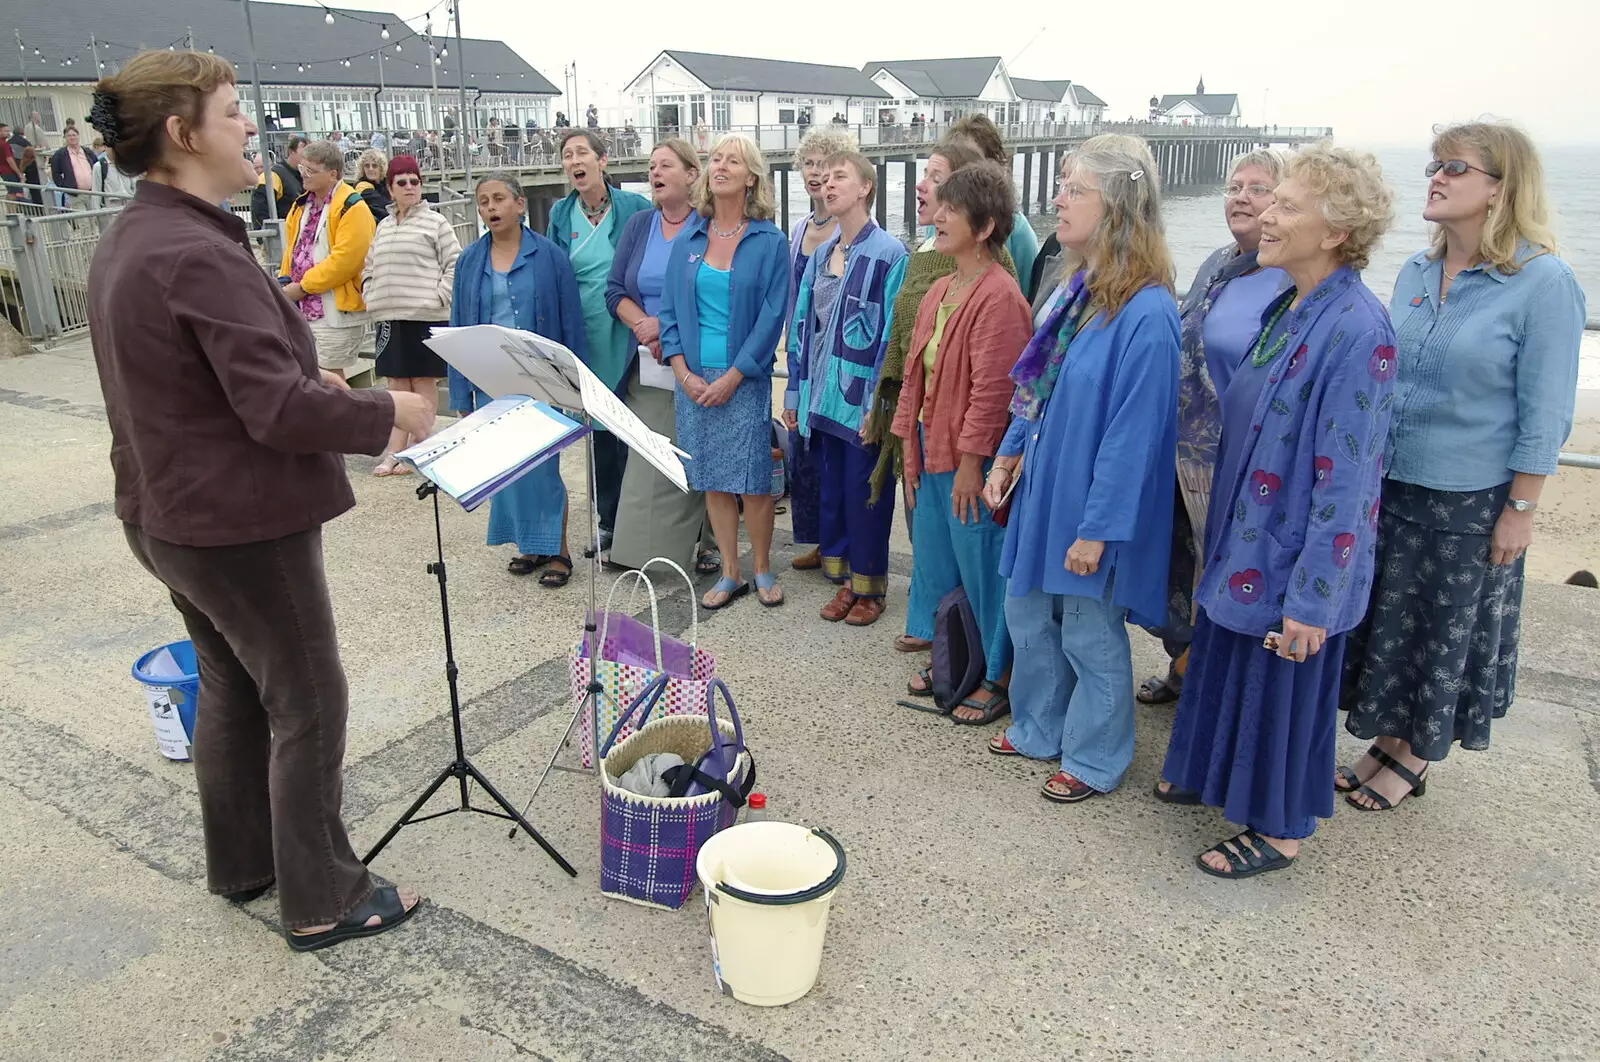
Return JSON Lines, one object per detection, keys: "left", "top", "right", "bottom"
{"left": 1021, "top": 149, "right": 1033, "bottom": 216}
{"left": 875, "top": 160, "right": 888, "bottom": 229}
{"left": 779, "top": 167, "right": 790, "bottom": 233}
{"left": 903, "top": 157, "right": 917, "bottom": 238}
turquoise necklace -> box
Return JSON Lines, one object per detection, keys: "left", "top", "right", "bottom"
{"left": 1249, "top": 298, "right": 1293, "bottom": 367}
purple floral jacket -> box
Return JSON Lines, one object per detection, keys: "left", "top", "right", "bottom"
{"left": 1198, "top": 266, "right": 1397, "bottom": 638}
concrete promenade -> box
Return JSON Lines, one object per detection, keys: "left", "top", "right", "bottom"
{"left": 1, "top": 336, "right": 1597, "bottom": 1061}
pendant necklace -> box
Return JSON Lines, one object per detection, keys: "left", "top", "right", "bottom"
{"left": 1249, "top": 299, "right": 1293, "bottom": 367}
{"left": 710, "top": 217, "right": 747, "bottom": 239}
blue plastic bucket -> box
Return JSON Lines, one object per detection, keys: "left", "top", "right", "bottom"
{"left": 131, "top": 640, "right": 200, "bottom": 762}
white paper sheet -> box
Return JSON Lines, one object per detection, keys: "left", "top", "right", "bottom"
{"left": 425, "top": 325, "right": 690, "bottom": 493}
{"left": 636, "top": 345, "right": 678, "bottom": 391}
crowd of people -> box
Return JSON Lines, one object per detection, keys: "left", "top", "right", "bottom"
{"left": 81, "top": 47, "right": 1585, "bottom": 949}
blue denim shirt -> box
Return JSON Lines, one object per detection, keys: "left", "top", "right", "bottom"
{"left": 1385, "top": 244, "right": 1586, "bottom": 491}
{"left": 1195, "top": 267, "right": 1397, "bottom": 637}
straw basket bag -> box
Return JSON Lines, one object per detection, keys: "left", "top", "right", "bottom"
{"left": 599, "top": 676, "right": 754, "bottom": 910}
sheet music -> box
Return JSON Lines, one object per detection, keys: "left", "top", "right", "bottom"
{"left": 427, "top": 324, "right": 689, "bottom": 493}
{"left": 421, "top": 402, "right": 574, "bottom": 497}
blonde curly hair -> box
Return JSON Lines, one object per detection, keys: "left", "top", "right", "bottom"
{"left": 1282, "top": 142, "right": 1394, "bottom": 272}
{"left": 792, "top": 126, "right": 857, "bottom": 168}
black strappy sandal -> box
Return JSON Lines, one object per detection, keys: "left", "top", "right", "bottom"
{"left": 1152, "top": 781, "right": 1201, "bottom": 805}
{"left": 1346, "top": 758, "right": 1429, "bottom": 812}
{"left": 1335, "top": 745, "right": 1399, "bottom": 793}
{"left": 1196, "top": 830, "right": 1295, "bottom": 880}
{"left": 538, "top": 556, "right": 573, "bottom": 588}
{"left": 286, "top": 886, "right": 420, "bottom": 952}
{"left": 951, "top": 681, "right": 1010, "bottom": 726}
{"left": 1136, "top": 672, "right": 1181, "bottom": 705}
{"left": 507, "top": 554, "right": 550, "bottom": 576}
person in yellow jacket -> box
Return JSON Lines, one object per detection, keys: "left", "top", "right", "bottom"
{"left": 277, "top": 140, "right": 376, "bottom": 378}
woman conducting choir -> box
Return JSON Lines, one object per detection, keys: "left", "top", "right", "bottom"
{"left": 85, "top": 50, "right": 429, "bottom": 948}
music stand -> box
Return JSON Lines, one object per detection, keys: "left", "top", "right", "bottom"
{"left": 411, "top": 325, "right": 691, "bottom": 839}
{"left": 362, "top": 479, "right": 577, "bottom": 876}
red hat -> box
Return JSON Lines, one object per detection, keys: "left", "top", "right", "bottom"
{"left": 386, "top": 154, "right": 422, "bottom": 185}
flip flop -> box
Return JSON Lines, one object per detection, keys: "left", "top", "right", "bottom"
{"left": 893, "top": 635, "right": 932, "bottom": 653}
{"left": 702, "top": 576, "right": 750, "bottom": 610}
{"left": 286, "top": 886, "right": 420, "bottom": 953}
{"left": 754, "top": 572, "right": 784, "bottom": 608}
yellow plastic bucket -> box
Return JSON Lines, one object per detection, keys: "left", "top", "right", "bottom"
{"left": 695, "top": 823, "right": 846, "bottom": 1006}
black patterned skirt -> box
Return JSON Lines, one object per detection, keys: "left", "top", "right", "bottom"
{"left": 374, "top": 319, "right": 448, "bottom": 379}
{"left": 1340, "top": 480, "right": 1523, "bottom": 759}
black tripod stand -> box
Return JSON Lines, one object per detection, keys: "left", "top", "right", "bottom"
{"left": 362, "top": 480, "right": 576, "bottom": 876}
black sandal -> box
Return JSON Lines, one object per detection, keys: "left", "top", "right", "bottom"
{"left": 222, "top": 879, "right": 274, "bottom": 903}
{"left": 1136, "top": 672, "right": 1181, "bottom": 705}
{"left": 1346, "top": 758, "right": 1428, "bottom": 812}
{"left": 1152, "top": 781, "right": 1201, "bottom": 805}
{"left": 538, "top": 556, "right": 573, "bottom": 588}
{"left": 1334, "top": 745, "right": 1399, "bottom": 793}
{"left": 695, "top": 549, "right": 722, "bottom": 575}
{"left": 1196, "top": 830, "right": 1295, "bottom": 880}
{"left": 286, "top": 886, "right": 420, "bottom": 953}
{"left": 906, "top": 667, "right": 935, "bottom": 698}
{"left": 951, "top": 681, "right": 1010, "bottom": 726}
{"left": 507, "top": 554, "right": 550, "bottom": 576}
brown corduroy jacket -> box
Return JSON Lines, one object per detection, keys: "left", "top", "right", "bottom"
{"left": 87, "top": 181, "right": 392, "bottom": 547}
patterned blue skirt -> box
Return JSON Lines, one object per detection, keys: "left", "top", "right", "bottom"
{"left": 1163, "top": 611, "right": 1346, "bottom": 840}
{"left": 673, "top": 367, "right": 772, "bottom": 495}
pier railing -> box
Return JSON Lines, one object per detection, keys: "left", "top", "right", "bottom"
{"left": 258, "top": 120, "right": 1335, "bottom": 179}
{"left": 2, "top": 189, "right": 479, "bottom": 346}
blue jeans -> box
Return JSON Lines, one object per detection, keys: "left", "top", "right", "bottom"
{"left": 1003, "top": 581, "right": 1135, "bottom": 793}
{"left": 905, "top": 465, "right": 1011, "bottom": 682}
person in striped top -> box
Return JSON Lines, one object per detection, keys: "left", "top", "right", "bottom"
{"left": 360, "top": 154, "right": 463, "bottom": 474}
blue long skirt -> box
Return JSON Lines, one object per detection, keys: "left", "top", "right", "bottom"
{"left": 1161, "top": 610, "right": 1346, "bottom": 840}
{"left": 485, "top": 459, "right": 567, "bottom": 556}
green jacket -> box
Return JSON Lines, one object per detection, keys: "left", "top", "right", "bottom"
{"left": 546, "top": 187, "right": 652, "bottom": 253}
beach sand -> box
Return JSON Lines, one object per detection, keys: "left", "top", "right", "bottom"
{"left": 1530, "top": 377, "right": 1600, "bottom": 585}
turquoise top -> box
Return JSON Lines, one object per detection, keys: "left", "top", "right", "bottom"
{"left": 568, "top": 205, "right": 633, "bottom": 390}
{"left": 486, "top": 268, "right": 517, "bottom": 329}
{"left": 695, "top": 263, "right": 732, "bottom": 372}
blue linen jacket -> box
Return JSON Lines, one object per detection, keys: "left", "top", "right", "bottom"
{"left": 997, "top": 285, "right": 1180, "bottom": 627}
{"left": 547, "top": 187, "right": 652, "bottom": 256}
{"left": 446, "top": 226, "right": 588, "bottom": 413}
{"left": 1384, "top": 243, "right": 1586, "bottom": 491}
{"left": 785, "top": 221, "right": 909, "bottom": 442}
{"left": 604, "top": 207, "right": 666, "bottom": 318}
{"left": 658, "top": 215, "right": 790, "bottom": 380}
{"left": 1196, "top": 266, "right": 1397, "bottom": 638}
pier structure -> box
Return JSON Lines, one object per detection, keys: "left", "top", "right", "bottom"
{"left": 409, "top": 121, "right": 1333, "bottom": 236}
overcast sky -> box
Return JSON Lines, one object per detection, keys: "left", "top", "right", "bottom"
{"left": 295, "top": 0, "right": 1593, "bottom": 146}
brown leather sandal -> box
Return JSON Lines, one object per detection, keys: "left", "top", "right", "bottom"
{"left": 844, "top": 596, "right": 884, "bottom": 626}
{"left": 820, "top": 586, "right": 856, "bottom": 621}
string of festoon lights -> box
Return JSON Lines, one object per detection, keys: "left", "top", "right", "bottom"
{"left": 14, "top": 4, "right": 538, "bottom": 85}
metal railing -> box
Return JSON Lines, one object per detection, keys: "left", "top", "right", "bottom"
{"left": 255, "top": 120, "right": 1330, "bottom": 179}
{"left": 3, "top": 184, "right": 481, "bottom": 345}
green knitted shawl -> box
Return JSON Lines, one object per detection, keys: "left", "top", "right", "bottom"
{"left": 863, "top": 244, "right": 1016, "bottom": 502}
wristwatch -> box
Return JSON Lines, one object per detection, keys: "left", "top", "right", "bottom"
{"left": 1507, "top": 498, "right": 1538, "bottom": 513}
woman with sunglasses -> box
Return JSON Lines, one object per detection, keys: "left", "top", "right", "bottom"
{"left": 361, "top": 154, "right": 462, "bottom": 474}
{"left": 1338, "top": 122, "right": 1587, "bottom": 811}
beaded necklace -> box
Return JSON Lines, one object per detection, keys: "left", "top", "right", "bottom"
{"left": 1249, "top": 298, "right": 1293, "bottom": 367}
